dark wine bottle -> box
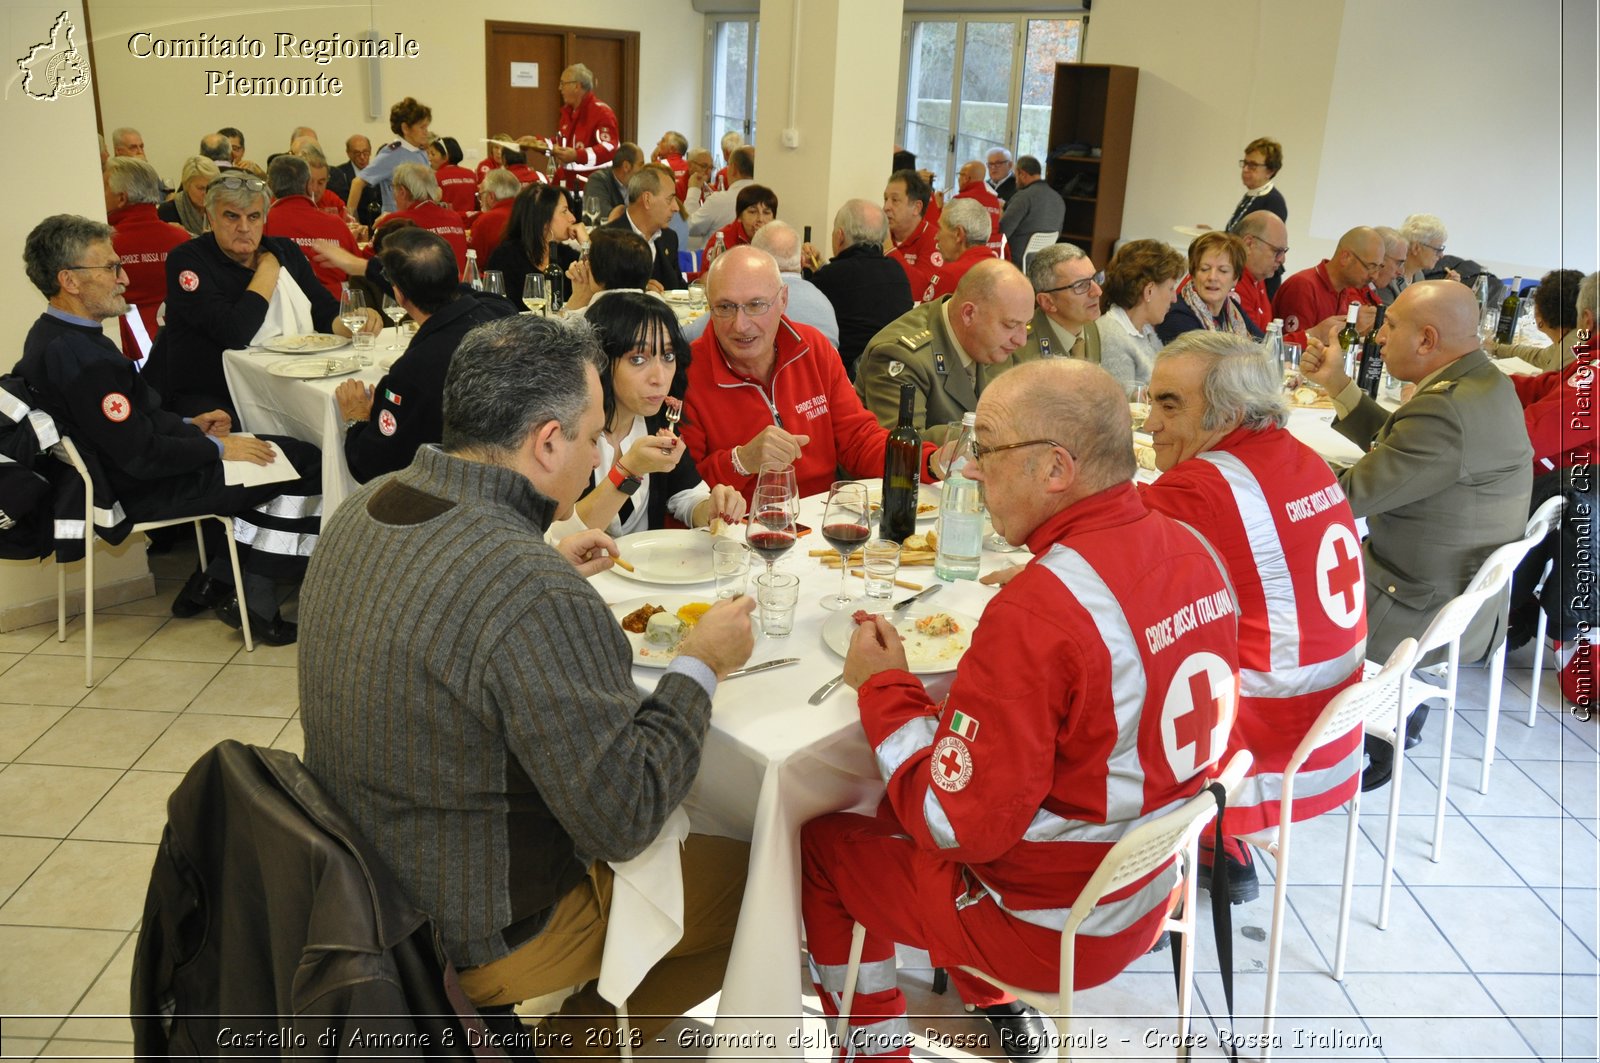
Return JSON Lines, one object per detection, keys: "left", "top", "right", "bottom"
{"left": 545, "top": 263, "right": 565, "bottom": 313}
{"left": 1497, "top": 275, "right": 1523, "bottom": 344}
{"left": 1358, "top": 305, "right": 1387, "bottom": 398}
{"left": 880, "top": 383, "right": 920, "bottom": 543}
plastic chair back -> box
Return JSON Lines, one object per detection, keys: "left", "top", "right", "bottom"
{"left": 1415, "top": 563, "right": 1510, "bottom": 658}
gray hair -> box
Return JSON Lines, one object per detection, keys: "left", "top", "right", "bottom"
{"left": 481, "top": 168, "right": 521, "bottom": 201}
{"left": 751, "top": 220, "right": 802, "bottom": 272}
{"left": 1398, "top": 213, "right": 1448, "bottom": 248}
{"left": 199, "top": 132, "right": 232, "bottom": 162}
{"left": 1157, "top": 330, "right": 1288, "bottom": 432}
{"left": 24, "top": 214, "right": 114, "bottom": 297}
{"left": 110, "top": 126, "right": 140, "bottom": 150}
{"left": 442, "top": 315, "right": 606, "bottom": 454}
{"left": 626, "top": 164, "right": 671, "bottom": 201}
{"left": 1579, "top": 271, "right": 1599, "bottom": 319}
{"left": 393, "top": 162, "right": 440, "bottom": 203}
{"left": 686, "top": 147, "right": 712, "bottom": 168}
{"left": 940, "top": 198, "right": 990, "bottom": 248}
{"left": 833, "top": 198, "right": 888, "bottom": 249}
{"left": 268, "top": 154, "right": 312, "bottom": 199}
{"left": 1375, "top": 225, "right": 1406, "bottom": 253}
{"left": 178, "top": 155, "right": 222, "bottom": 189}
{"left": 986, "top": 147, "right": 1013, "bottom": 164}
{"left": 1026, "top": 241, "right": 1089, "bottom": 293}
{"left": 104, "top": 157, "right": 164, "bottom": 205}
{"left": 294, "top": 142, "right": 329, "bottom": 168}
{"left": 660, "top": 130, "right": 688, "bottom": 155}
{"left": 204, "top": 173, "right": 270, "bottom": 214}
{"left": 563, "top": 63, "right": 595, "bottom": 91}
{"left": 720, "top": 130, "right": 743, "bottom": 159}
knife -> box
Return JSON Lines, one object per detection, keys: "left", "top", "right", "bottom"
{"left": 808, "top": 585, "right": 946, "bottom": 704}
{"left": 725, "top": 657, "right": 800, "bottom": 680}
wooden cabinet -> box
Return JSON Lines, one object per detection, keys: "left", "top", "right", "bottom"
{"left": 1043, "top": 63, "right": 1138, "bottom": 267}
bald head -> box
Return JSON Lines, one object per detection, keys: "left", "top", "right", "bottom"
{"left": 707, "top": 243, "right": 781, "bottom": 294}
{"left": 983, "top": 359, "right": 1135, "bottom": 498}
{"left": 1380, "top": 280, "right": 1483, "bottom": 382}
{"left": 947, "top": 260, "right": 1036, "bottom": 364}
{"left": 1332, "top": 226, "right": 1384, "bottom": 289}
{"left": 958, "top": 160, "right": 985, "bottom": 187}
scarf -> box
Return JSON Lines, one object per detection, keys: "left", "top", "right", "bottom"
{"left": 173, "top": 193, "right": 207, "bottom": 237}
{"left": 1179, "top": 278, "right": 1251, "bottom": 336}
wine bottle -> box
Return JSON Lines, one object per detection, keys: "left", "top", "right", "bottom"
{"left": 463, "top": 249, "right": 482, "bottom": 290}
{"left": 1358, "top": 305, "right": 1387, "bottom": 398}
{"left": 934, "top": 413, "right": 983, "bottom": 582}
{"left": 1336, "top": 303, "right": 1361, "bottom": 377}
{"left": 545, "top": 263, "right": 565, "bottom": 313}
{"left": 880, "top": 384, "right": 920, "bottom": 544}
{"left": 1497, "top": 276, "right": 1524, "bottom": 344}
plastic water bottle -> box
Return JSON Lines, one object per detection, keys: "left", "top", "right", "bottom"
{"left": 934, "top": 413, "right": 983, "bottom": 582}
{"left": 463, "top": 249, "right": 482, "bottom": 290}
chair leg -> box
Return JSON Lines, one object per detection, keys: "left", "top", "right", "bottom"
{"left": 1379, "top": 734, "right": 1403, "bottom": 931}
{"left": 931, "top": 967, "right": 948, "bottom": 995}
{"left": 56, "top": 561, "right": 67, "bottom": 643}
{"left": 1431, "top": 647, "right": 1462, "bottom": 863}
{"left": 1261, "top": 822, "right": 1292, "bottom": 1061}
{"left": 833, "top": 922, "right": 867, "bottom": 1048}
{"left": 1479, "top": 640, "right": 1506, "bottom": 794}
{"left": 1528, "top": 608, "right": 1549, "bottom": 727}
{"left": 1333, "top": 793, "right": 1361, "bottom": 981}
{"left": 82, "top": 528, "right": 95, "bottom": 687}
{"left": 615, "top": 1002, "right": 633, "bottom": 1062}
{"left": 193, "top": 519, "right": 208, "bottom": 570}
{"left": 219, "top": 517, "right": 253, "bottom": 652}
{"left": 1174, "top": 853, "right": 1198, "bottom": 1050}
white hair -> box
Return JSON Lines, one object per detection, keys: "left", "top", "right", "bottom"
{"left": 940, "top": 198, "right": 990, "bottom": 248}
{"left": 1398, "top": 213, "right": 1447, "bottom": 247}
{"left": 751, "top": 221, "right": 802, "bottom": 273}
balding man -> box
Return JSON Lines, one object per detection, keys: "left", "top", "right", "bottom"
{"left": 382, "top": 163, "right": 467, "bottom": 272}
{"left": 682, "top": 222, "right": 839, "bottom": 345}
{"left": 331, "top": 134, "right": 377, "bottom": 222}
{"left": 1233, "top": 210, "right": 1289, "bottom": 331}
{"left": 919, "top": 197, "right": 1001, "bottom": 303}
{"left": 1302, "top": 281, "right": 1532, "bottom": 787}
{"left": 263, "top": 155, "right": 359, "bottom": 299}
{"left": 808, "top": 199, "right": 913, "bottom": 377}
{"left": 682, "top": 246, "right": 936, "bottom": 499}
{"left": 198, "top": 132, "right": 234, "bottom": 165}
{"left": 110, "top": 126, "right": 145, "bottom": 159}
{"left": 856, "top": 259, "right": 1036, "bottom": 444}
{"left": 468, "top": 168, "right": 521, "bottom": 261}
{"left": 103, "top": 157, "right": 189, "bottom": 362}
{"left": 1013, "top": 242, "right": 1104, "bottom": 365}
{"left": 1272, "top": 225, "right": 1384, "bottom": 348}
{"left": 800, "top": 358, "right": 1239, "bottom": 1060}
{"left": 951, "top": 159, "right": 1003, "bottom": 252}
{"left": 548, "top": 63, "right": 621, "bottom": 191}
{"left": 1371, "top": 226, "right": 1410, "bottom": 304}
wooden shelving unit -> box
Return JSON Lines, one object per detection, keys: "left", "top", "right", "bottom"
{"left": 1043, "top": 63, "right": 1138, "bottom": 267}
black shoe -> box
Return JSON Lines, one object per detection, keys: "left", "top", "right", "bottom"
{"left": 1361, "top": 735, "right": 1394, "bottom": 792}
{"left": 1196, "top": 843, "right": 1260, "bottom": 904}
{"left": 215, "top": 597, "right": 298, "bottom": 646}
{"left": 170, "top": 569, "right": 231, "bottom": 618}
{"left": 981, "top": 1002, "right": 1051, "bottom": 1062}
{"left": 1506, "top": 603, "right": 1540, "bottom": 653}
{"left": 1405, "top": 704, "right": 1430, "bottom": 749}
{"left": 1148, "top": 929, "right": 1172, "bottom": 953}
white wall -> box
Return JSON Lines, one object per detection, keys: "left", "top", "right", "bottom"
{"left": 85, "top": 0, "right": 704, "bottom": 181}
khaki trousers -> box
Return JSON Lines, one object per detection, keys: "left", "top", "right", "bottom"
{"left": 457, "top": 834, "right": 748, "bottom": 1058}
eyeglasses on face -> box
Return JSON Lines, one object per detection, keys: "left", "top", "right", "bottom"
{"left": 64, "top": 261, "right": 127, "bottom": 276}
{"left": 970, "top": 438, "right": 1070, "bottom": 465}
{"left": 1239, "top": 159, "right": 1269, "bottom": 171}
{"left": 709, "top": 294, "right": 781, "bottom": 319}
{"left": 1041, "top": 271, "right": 1105, "bottom": 297}
{"left": 1417, "top": 241, "right": 1446, "bottom": 255}
{"left": 206, "top": 175, "right": 267, "bottom": 193}
{"left": 1248, "top": 234, "right": 1289, "bottom": 258}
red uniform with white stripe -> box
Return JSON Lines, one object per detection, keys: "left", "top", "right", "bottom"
{"left": 108, "top": 203, "right": 189, "bottom": 361}
{"left": 555, "top": 91, "right": 620, "bottom": 191}
{"left": 951, "top": 179, "right": 1003, "bottom": 252}
{"left": 887, "top": 216, "right": 943, "bottom": 303}
{"left": 801, "top": 485, "right": 1240, "bottom": 1057}
{"left": 920, "top": 244, "right": 999, "bottom": 303}
{"left": 1142, "top": 425, "right": 1367, "bottom": 837}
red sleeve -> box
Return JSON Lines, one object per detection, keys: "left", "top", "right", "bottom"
{"left": 819, "top": 344, "right": 940, "bottom": 484}
{"left": 680, "top": 349, "right": 752, "bottom": 495}
{"left": 1523, "top": 387, "right": 1568, "bottom": 462}
{"left": 1272, "top": 274, "right": 1318, "bottom": 348}
{"left": 1512, "top": 370, "right": 1560, "bottom": 407}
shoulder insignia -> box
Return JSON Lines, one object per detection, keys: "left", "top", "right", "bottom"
{"left": 897, "top": 329, "right": 932, "bottom": 352}
{"left": 1424, "top": 379, "right": 1458, "bottom": 394}
{"left": 888, "top": 360, "right": 905, "bottom": 378}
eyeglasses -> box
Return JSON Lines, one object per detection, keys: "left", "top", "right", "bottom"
{"left": 1351, "top": 253, "right": 1383, "bottom": 274}
{"left": 1247, "top": 234, "right": 1289, "bottom": 259}
{"left": 1238, "top": 160, "right": 1269, "bottom": 171}
{"left": 1417, "top": 241, "right": 1446, "bottom": 255}
{"left": 709, "top": 294, "right": 781, "bottom": 319}
{"left": 1040, "top": 271, "right": 1105, "bottom": 297}
{"left": 971, "top": 438, "right": 1071, "bottom": 465}
{"left": 206, "top": 175, "right": 267, "bottom": 193}
{"left": 64, "top": 261, "right": 127, "bottom": 276}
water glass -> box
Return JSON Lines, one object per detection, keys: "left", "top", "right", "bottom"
{"left": 862, "top": 539, "right": 901, "bottom": 600}
{"left": 482, "top": 270, "right": 506, "bottom": 298}
{"left": 755, "top": 572, "right": 800, "bottom": 638}
{"left": 1282, "top": 341, "right": 1304, "bottom": 390}
{"left": 1478, "top": 307, "right": 1500, "bottom": 346}
{"left": 352, "top": 330, "right": 378, "bottom": 352}
{"left": 712, "top": 540, "right": 751, "bottom": 600}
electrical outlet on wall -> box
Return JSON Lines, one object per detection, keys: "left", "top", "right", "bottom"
{"left": 781, "top": 128, "right": 800, "bottom": 149}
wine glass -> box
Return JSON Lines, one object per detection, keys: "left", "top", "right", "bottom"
{"left": 756, "top": 462, "right": 799, "bottom": 511}
{"left": 819, "top": 481, "right": 870, "bottom": 610}
{"left": 746, "top": 486, "right": 798, "bottom": 580}
{"left": 381, "top": 295, "right": 405, "bottom": 348}
{"left": 339, "top": 288, "right": 367, "bottom": 339}
{"left": 482, "top": 270, "right": 506, "bottom": 298}
{"left": 522, "top": 273, "right": 548, "bottom": 315}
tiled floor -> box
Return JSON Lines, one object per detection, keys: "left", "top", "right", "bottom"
{"left": 0, "top": 543, "right": 1596, "bottom": 1061}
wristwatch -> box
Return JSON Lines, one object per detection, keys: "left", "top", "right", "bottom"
{"left": 607, "top": 463, "right": 643, "bottom": 496}
{"left": 342, "top": 417, "right": 363, "bottom": 433}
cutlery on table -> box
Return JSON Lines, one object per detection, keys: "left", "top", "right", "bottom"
{"left": 725, "top": 657, "right": 799, "bottom": 680}
{"left": 807, "top": 585, "right": 945, "bottom": 704}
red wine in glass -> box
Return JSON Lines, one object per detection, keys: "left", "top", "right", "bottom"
{"left": 822, "top": 522, "right": 870, "bottom": 555}
{"left": 747, "top": 528, "right": 797, "bottom": 565}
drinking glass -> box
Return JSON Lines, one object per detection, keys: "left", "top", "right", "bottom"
{"left": 381, "top": 295, "right": 405, "bottom": 348}
{"left": 1478, "top": 307, "right": 1501, "bottom": 346}
{"left": 522, "top": 273, "right": 548, "bottom": 315}
{"left": 862, "top": 538, "right": 902, "bottom": 600}
{"left": 339, "top": 288, "right": 367, "bottom": 337}
{"left": 746, "top": 485, "right": 797, "bottom": 580}
{"left": 712, "top": 540, "right": 751, "bottom": 600}
{"left": 755, "top": 572, "right": 801, "bottom": 638}
{"left": 756, "top": 463, "right": 799, "bottom": 513}
{"left": 1282, "top": 342, "right": 1304, "bottom": 390}
{"left": 482, "top": 270, "right": 506, "bottom": 298}
{"left": 819, "top": 481, "right": 870, "bottom": 610}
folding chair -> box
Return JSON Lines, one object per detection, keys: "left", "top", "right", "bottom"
{"left": 1520, "top": 495, "right": 1567, "bottom": 728}
{"left": 1021, "top": 231, "right": 1058, "bottom": 273}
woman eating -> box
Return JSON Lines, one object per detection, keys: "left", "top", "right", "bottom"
{"left": 486, "top": 184, "right": 588, "bottom": 304}
{"left": 1097, "top": 239, "right": 1185, "bottom": 390}
{"left": 159, "top": 155, "right": 222, "bottom": 237}
{"left": 1157, "top": 231, "right": 1262, "bottom": 343}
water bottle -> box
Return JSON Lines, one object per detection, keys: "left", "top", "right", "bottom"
{"left": 934, "top": 413, "right": 983, "bottom": 582}
{"left": 1472, "top": 274, "right": 1492, "bottom": 312}
{"left": 463, "top": 249, "right": 482, "bottom": 290}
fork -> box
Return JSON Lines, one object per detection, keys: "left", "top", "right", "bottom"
{"left": 663, "top": 397, "right": 683, "bottom": 435}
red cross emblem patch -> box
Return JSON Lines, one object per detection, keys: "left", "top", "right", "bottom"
{"left": 100, "top": 392, "right": 131, "bottom": 422}
{"left": 378, "top": 409, "right": 397, "bottom": 436}
{"left": 178, "top": 270, "right": 199, "bottom": 292}
{"left": 1316, "top": 523, "right": 1365, "bottom": 629}
{"left": 1160, "top": 651, "right": 1235, "bottom": 781}
{"left": 931, "top": 736, "right": 973, "bottom": 793}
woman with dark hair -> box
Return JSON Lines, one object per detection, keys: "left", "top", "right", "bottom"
{"left": 1098, "top": 239, "right": 1185, "bottom": 389}
{"left": 486, "top": 184, "right": 587, "bottom": 303}
{"left": 568, "top": 293, "right": 745, "bottom": 535}
{"left": 1225, "top": 136, "right": 1286, "bottom": 231}
{"left": 1157, "top": 231, "right": 1263, "bottom": 343}
{"left": 1488, "top": 267, "right": 1588, "bottom": 371}
{"left": 427, "top": 136, "right": 478, "bottom": 214}
{"left": 696, "top": 184, "right": 778, "bottom": 278}
{"left": 348, "top": 96, "right": 433, "bottom": 215}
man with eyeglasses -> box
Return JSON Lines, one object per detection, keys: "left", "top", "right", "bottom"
{"left": 985, "top": 148, "right": 1017, "bottom": 206}
{"left": 1370, "top": 227, "right": 1411, "bottom": 304}
{"left": 1231, "top": 211, "right": 1290, "bottom": 332}
{"left": 799, "top": 357, "right": 1240, "bottom": 1061}
{"left": 543, "top": 63, "right": 619, "bottom": 192}
{"left": 18, "top": 214, "right": 322, "bottom": 644}
{"left": 1271, "top": 225, "right": 1384, "bottom": 348}
{"left": 1014, "top": 242, "right": 1105, "bottom": 364}
{"left": 682, "top": 245, "right": 938, "bottom": 500}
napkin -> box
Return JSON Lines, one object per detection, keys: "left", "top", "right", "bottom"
{"left": 250, "top": 266, "right": 318, "bottom": 347}
{"left": 598, "top": 805, "right": 690, "bottom": 1005}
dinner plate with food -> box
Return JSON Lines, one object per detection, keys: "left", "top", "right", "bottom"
{"left": 611, "top": 595, "right": 720, "bottom": 667}
{"left": 866, "top": 483, "right": 941, "bottom": 522}
{"left": 267, "top": 357, "right": 363, "bottom": 380}
{"left": 820, "top": 602, "right": 978, "bottom": 675}
{"left": 261, "top": 334, "right": 350, "bottom": 355}
{"left": 1288, "top": 384, "right": 1335, "bottom": 410}
{"left": 610, "top": 529, "right": 717, "bottom": 585}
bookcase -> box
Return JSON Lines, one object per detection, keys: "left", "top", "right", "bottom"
{"left": 1043, "top": 63, "right": 1138, "bottom": 266}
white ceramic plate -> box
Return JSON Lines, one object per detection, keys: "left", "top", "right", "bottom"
{"left": 267, "top": 357, "right": 363, "bottom": 380}
{"left": 867, "top": 483, "right": 941, "bottom": 523}
{"left": 1172, "top": 225, "right": 1209, "bottom": 240}
{"left": 610, "top": 594, "right": 719, "bottom": 668}
{"left": 261, "top": 334, "right": 349, "bottom": 354}
{"left": 611, "top": 529, "right": 716, "bottom": 585}
{"left": 821, "top": 602, "right": 979, "bottom": 675}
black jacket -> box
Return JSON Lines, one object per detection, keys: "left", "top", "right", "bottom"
{"left": 131, "top": 741, "right": 501, "bottom": 1059}
{"left": 808, "top": 244, "right": 914, "bottom": 376}
{"left": 601, "top": 214, "right": 686, "bottom": 291}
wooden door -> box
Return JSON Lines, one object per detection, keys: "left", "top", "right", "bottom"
{"left": 484, "top": 22, "right": 638, "bottom": 144}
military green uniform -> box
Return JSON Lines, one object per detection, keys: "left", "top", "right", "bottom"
{"left": 855, "top": 296, "right": 1039, "bottom": 445}
{"left": 1013, "top": 307, "right": 1102, "bottom": 365}
{"left": 1333, "top": 349, "right": 1532, "bottom": 664}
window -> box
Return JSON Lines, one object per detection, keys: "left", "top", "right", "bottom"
{"left": 898, "top": 14, "right": 1082, "bottom": 188}
{"left": 705, "top": 17, "right": 759, "bottom": 165}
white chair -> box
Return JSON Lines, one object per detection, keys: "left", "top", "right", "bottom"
{"left": 1021, "top": 231, "right": 1058, "bottom": 273}
{"left": 1245, "top": 638, "right": 1417, "bottom": 1059}
{"left": 832, "top": 751, "right": 1253, "bottom": 1062}
{"left": 1520, "top": 495, "right": 1568, "bottom": 728}
{"left": 55, "top": 436, "right": 252, "bottom": 686}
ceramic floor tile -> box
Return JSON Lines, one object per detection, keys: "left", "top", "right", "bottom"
{"left": 0, "top": 655, "right": 114, "bottom": 707}
{"left": 0, "top": 834, "right": 59, "bottom": 906}
{"left": 99, "top": 592, "right": 176, "bottom": 617}
{"left": 1536, "top": 887, "right": 1600, "bottom": 959}
{"left": 1377, "top": 811, "right": 1523, "bottom": 888}
{"left": 1411, "top": 885, "right": 1571, "bottom": 975}
{"left": 0, "top": 764, "right": 122, "bottom": 837}
{"left": 1205, "top": 971, "right": 1377, "bottom": 1060}
{"left": 1281, "top": 884, "right": 1466, "bottom": 974}
{"left": 30, "top": 615, "right": 164, "bottom": 661}
{"left": 1455, "top": 705, "right": 1600, "bottom": 764}
{"left": 1479, "top": 973, "right": 1598, "bottom": 1063}
{"left": 0, "top": 926, "right": 125, "bottom": 1039}
{"left": 0, "top": 621, "right": 56, "bottom": 655}
{"left": 1465, "top": 815, "right": 1594, "bottom": 890}
{"left": 1, "top": 1038, "right": 48, "bottom": 1058}
{"left": 56, "top": 931, "right": 137, "bottom": 1044}
{"left": 1534, "top": 758, "right": 1600, "bottom": 821}
{"left": 69, "top": 771, "right": 182, "bottom": 844}
{"left": 190, "top": 663, "right": 299, "bottom": 717}
{"left": 1262, "top": 807, "right": 1387, "bottom": 888}
{"left": 34, "top": 1039, "right": 137, "bottom": 1060}
{"left": 0, "top": 840, "right": 155, "bottom": 930}
{"left": 0, "top": 650, "right": 24, "bottom": 675}
{"left": 14, "top": 707, "right": 175, "bottom": 770}
{"left": 77, "top": 658, "right": 221, "bottom": 714}
{"left": 128, "top": 618, "right": 243, "bottom": 665}
{"left": 130, "top": 712, "right": 287, "bottom": 773}
{"left": 235, "top": 639, "right": 299, "bottom": 667}
{"left": 272, "top": 717, "right": 304, "bottom": 758}
{"left": 0, "top": 702, "right": 72, "bottom": 762}
{"left": 1340, "top": 972, "right": 1537, "bottom": 1060}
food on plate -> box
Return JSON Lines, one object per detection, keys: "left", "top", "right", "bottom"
{"left": 902, "top": 529, "right": 938, "bottom": 553}
{"left": 851, "top": 609, "right": 888, "bottom": 648}
{"left": 612, "top": 554, "right": 636, "bottom": 572}
{"left": 913, "top": 612, "right": 962, "bottom": 637}
{"left": 620, "top": 603, "right": 664, "bottom": 633}
{"left": 675, "top": 601, "right": 713, "bottom": 626}
{"left": 645, "top": 611, "right": 686, "bottom": 647}
{"left": 1133, "top": 441, "right": 1158, "bottom": 471}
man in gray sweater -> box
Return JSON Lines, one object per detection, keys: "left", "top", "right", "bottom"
{"left": 300, "top": 314, "right": 756, "bottom": 1050}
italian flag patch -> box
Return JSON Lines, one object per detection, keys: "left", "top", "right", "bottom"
{"left": 949, "top": 711, "right": 979, "bottom": 741}
{"left": 384, "top": 389, "right": 402, "bottom": 405}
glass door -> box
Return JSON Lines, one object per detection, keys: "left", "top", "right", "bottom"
{"left": 900, "top": 21, "right": 957, "bottom": 183}
{"left": 952, "top": 21, "right": 1018, "bottom": 185}
{"left": 708, "top": 18, "right": 759, "bottom": 154}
